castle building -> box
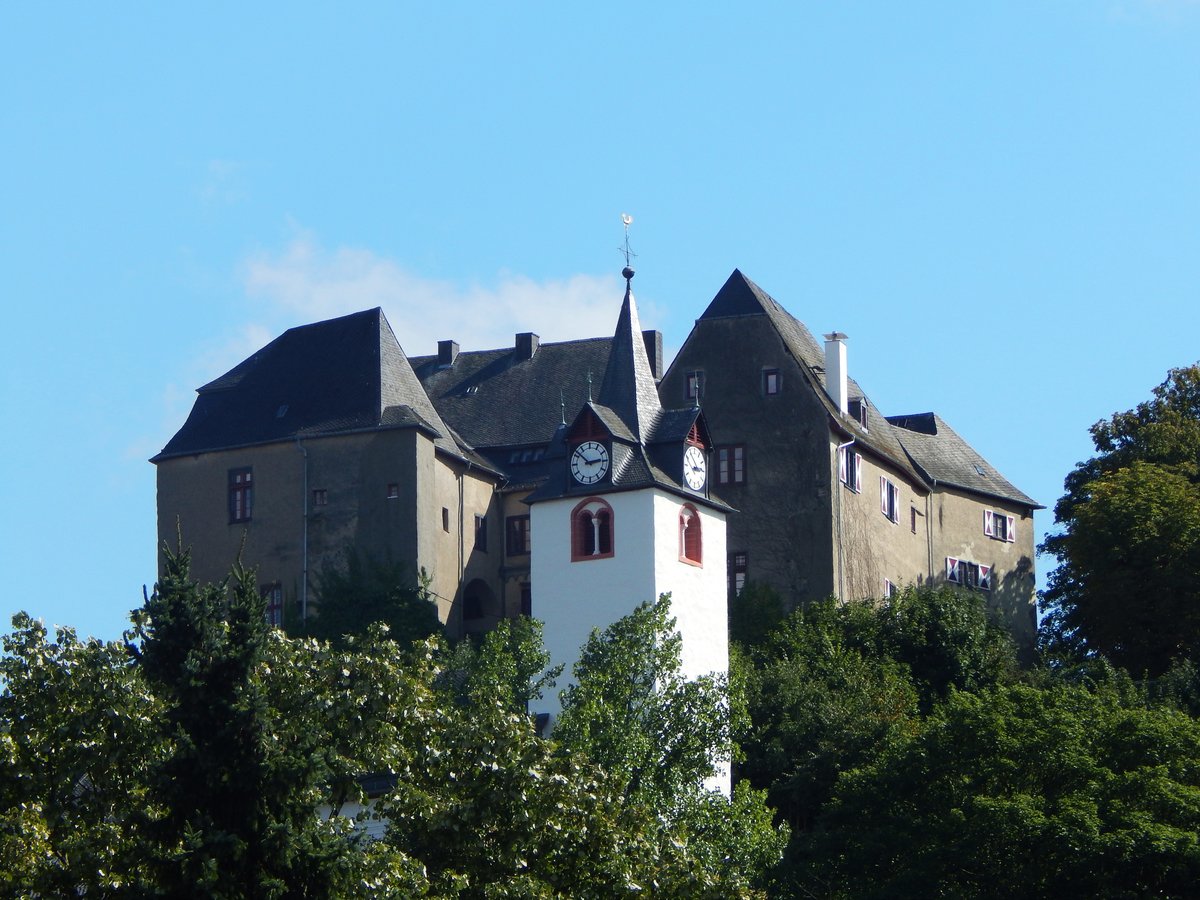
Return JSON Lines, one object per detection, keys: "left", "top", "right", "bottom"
{"left": 153, "top": 266, "right": 1039, "bottom": 674}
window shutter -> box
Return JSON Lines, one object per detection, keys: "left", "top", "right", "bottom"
{"left": 854, "top": 453, "right": 862, "bottom": 492}
{"left": 1006, "top": 516, "right": 1016, "bottom": 543}
{"left": 946, "top": 557, "right": 960, "bottom": 583}
{"left": 984, "top": 509, "right": 994, "bottom": 537}
{"left": 978, "top": 564, "right": 991, "bottom": 590}
{"left": 838, "top": 447, "right": 847, "bottom": 483}
{"left": 880, "top": 476, "right": 887, "bottom": 515}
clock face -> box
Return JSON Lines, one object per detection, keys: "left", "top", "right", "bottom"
{"left": 570, "top": 440, "right": 610, "bottom": 485}
{"left": 683, "top": 445, "right": 706, "bottom": 490}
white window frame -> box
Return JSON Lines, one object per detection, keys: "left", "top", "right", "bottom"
{"left": 839, "top": 447, "right": 863, "bottom": 493}
{"left": 984, "top": 509, "right": 1016, "bottom": 543}
{"left": 880, "top": 476, "right": 900, "bottom": 524}
{"left": 946, "top": 557, "right": 992, "bottom": 591}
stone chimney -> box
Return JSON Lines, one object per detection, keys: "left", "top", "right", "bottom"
{"left": 823, "top": 332, "right": 849, "bottom": 415}
{"left": 515, "top": 332, "right": 540, "bottom": 361}
{"left": 437, "top": 339, "right": 459, "bottom": 367}
{"left": 641, "top": 329, "right": 663, "bottom": 380}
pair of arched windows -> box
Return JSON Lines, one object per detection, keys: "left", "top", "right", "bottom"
{"left": 569, "top": 498, "right": 703, "bottom": 566}
{"left": 571, "top": 498, "right": 614, "bottom": 561}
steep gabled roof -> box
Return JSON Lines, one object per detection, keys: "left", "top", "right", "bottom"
{"left": 699, "top": 270, "right": 923, "bottom": 484}
{"left": 887, "top": 412, "right": 1041, "bottom": 509}
{"left": 154, "top": 308, "right": 460, "bottom": 461}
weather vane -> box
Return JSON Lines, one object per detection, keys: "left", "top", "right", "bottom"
{"left": 619, "top": 213, "right": 637, "bottom": 273}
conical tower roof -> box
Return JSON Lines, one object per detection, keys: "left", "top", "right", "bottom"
{"left": 596, "top": 270, "right": 662, "bottom": 442}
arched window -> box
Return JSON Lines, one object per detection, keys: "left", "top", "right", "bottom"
{"left": 571, "top": 497, "right": 615, "bottom": 562}
{"left": 679, "top": 504, "right": 702, "bottom": 566}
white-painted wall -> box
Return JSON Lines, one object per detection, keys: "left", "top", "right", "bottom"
{"left": 531, "top": 487, "right": 730, "bottom": 795}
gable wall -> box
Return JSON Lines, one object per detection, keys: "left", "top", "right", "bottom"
{"left": 660, "top": 316, "right": 836, "bottom": 605}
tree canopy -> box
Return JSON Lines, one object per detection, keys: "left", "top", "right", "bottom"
{"left": 1041, "top": 363, "right": 1200, "bottom": 675}
{"left": 0, "top": 558, "right": 783, "bottom": 898}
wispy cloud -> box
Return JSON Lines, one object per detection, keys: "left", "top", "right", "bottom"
{"left": 198, "top": 159, "right": 246, "bottom": 209}
{"left": 241, "top": 231, "right": 651, "bottom": 357}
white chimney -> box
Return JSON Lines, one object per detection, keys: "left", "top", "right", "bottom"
{"left": 823, "top": 332, "right": 849, "bottom": 415}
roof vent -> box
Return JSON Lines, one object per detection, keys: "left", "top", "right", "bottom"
{"left": 438, "top": 340, "right": 459, "bottom": 367}
{"left": 515, "top": 332, "right": 539, "bottom": 361}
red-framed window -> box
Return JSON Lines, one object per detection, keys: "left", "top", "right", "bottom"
{"left": 229, "top": 468, "right": 253, "bottom": 523}
{"left": 717, "top": 445, "right": 745, "bottom": 485}
{"left": 571, "top": 497, "right": 614, "bottom": 561}
{"left": 679, "top": 504, "right": 702, "bottom": 566}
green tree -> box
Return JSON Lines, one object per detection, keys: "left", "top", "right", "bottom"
{"left": 129, "top": 545, "right": 358, "bottom": 897}
{"left": 813, "top": 680, "right": 1200, "bottom": 899}
{"left": 554, "top": 596, "right": 787, "bottom": 892}
{"left": 0, "top": 616, "right": 160, "bottom": 896}
{"left": 289, "top": 552, "right": 442, "bottom": 648}
{"left": 440, "top": 614, "right": 561, "bottom": 714}
{"left": 1042, "top": 364, "right": 1200, "bottom": 675}
{"left": 736, "top": 586, "right": 1020, "bottom": 896}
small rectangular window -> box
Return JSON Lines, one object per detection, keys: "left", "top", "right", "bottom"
{"left": 312, "top": 488, "right": 327, "bottom": 507}
{"left": 730, "top": 551, "right": 748, "bottom": 596}
{"left": 442, "top": 507, "right": 450, "bottom": 532}
{"left": 946, "top": 557, "right": 991, "bottom": 591}
{"left": 911, "top": 507, "right": 918, "bottom": 533}
{"left": 985, "top": 509, "right": 1016, "bottom": 542}
{"left": 685, "top": 370, "right": 704, "bottom": 401}
{"left": 520, "top": 583, "right": 532, "bottom": 617}
{"left": 387, "top": 483, "right": 400, "bottom": 500}
{"left": 717, "top": 445, "right": 746, "bottom": 485}
{"left": 506, "top": 515, "right": 531, "bottom": 556}
{"left": 880, "top": 476, "right": 900, "bottom": 524}
{"left": 839, "top": 448, "right": 862, "bottom": 493}
{"left": 763, "top": 368, "right": 780, "bottom": 395}
{"left": 229, "top": 468, "right": 253, "bottom": 523}
{"left": 475, "top": 514, "right": 488, "bottom": 553}
{"left": 883, "top": 578, "right": 897, "bottom": 599}
{"left": 262, "top": 582, "right": 283, "bottom": 627}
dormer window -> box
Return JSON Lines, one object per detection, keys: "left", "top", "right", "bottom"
{"left": 849, "top": 397, "right": 869, "bottom": 430}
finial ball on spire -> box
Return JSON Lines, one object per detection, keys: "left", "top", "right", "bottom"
{"left": 622, "top": 266, "right": 635, "bottom": 281}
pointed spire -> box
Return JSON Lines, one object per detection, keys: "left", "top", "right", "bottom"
{"left": 597, "top": 266, "right": 662, "bottom": 440}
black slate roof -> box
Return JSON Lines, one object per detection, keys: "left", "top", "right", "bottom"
{"left": 154, "top": 308, "right": 461, "bottom": 461}
{"left": 411, "top": 337, "right": 613, "bottom": 452}
{"left": 887, "top": 413, "right": 1041, "bottom": 509}
{"left": 699, "top": 270, "right": 924, "bottom": 485}
{"left": 597, "top": 280, "right": 663, "bottom": 441}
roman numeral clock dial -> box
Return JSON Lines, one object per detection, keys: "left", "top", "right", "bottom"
{"left": 570, "top": 440, "right": 610, "bottom": 485}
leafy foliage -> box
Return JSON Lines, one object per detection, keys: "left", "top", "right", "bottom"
{"left": 736, "top": 585, "right": 1021, "bottom": 895}
{"left": 1, "top": 567, "right": 781, "bottom": 897}
{"left": 813, "top": 681, "right": 1200, "bottom": 899}
{"left": 1041, "top": 364, "right": 1200, "bottom": 675}
{"left": 289, "top": 552, "right": 442, "bottom": 648}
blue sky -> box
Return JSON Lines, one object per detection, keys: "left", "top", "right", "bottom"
{"left": 3, "top": 2, "right": 1198, "bottom": 640}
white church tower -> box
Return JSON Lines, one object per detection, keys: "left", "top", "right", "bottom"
{"left": 528, "top": 265, "right": 731, "bottom": 794}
